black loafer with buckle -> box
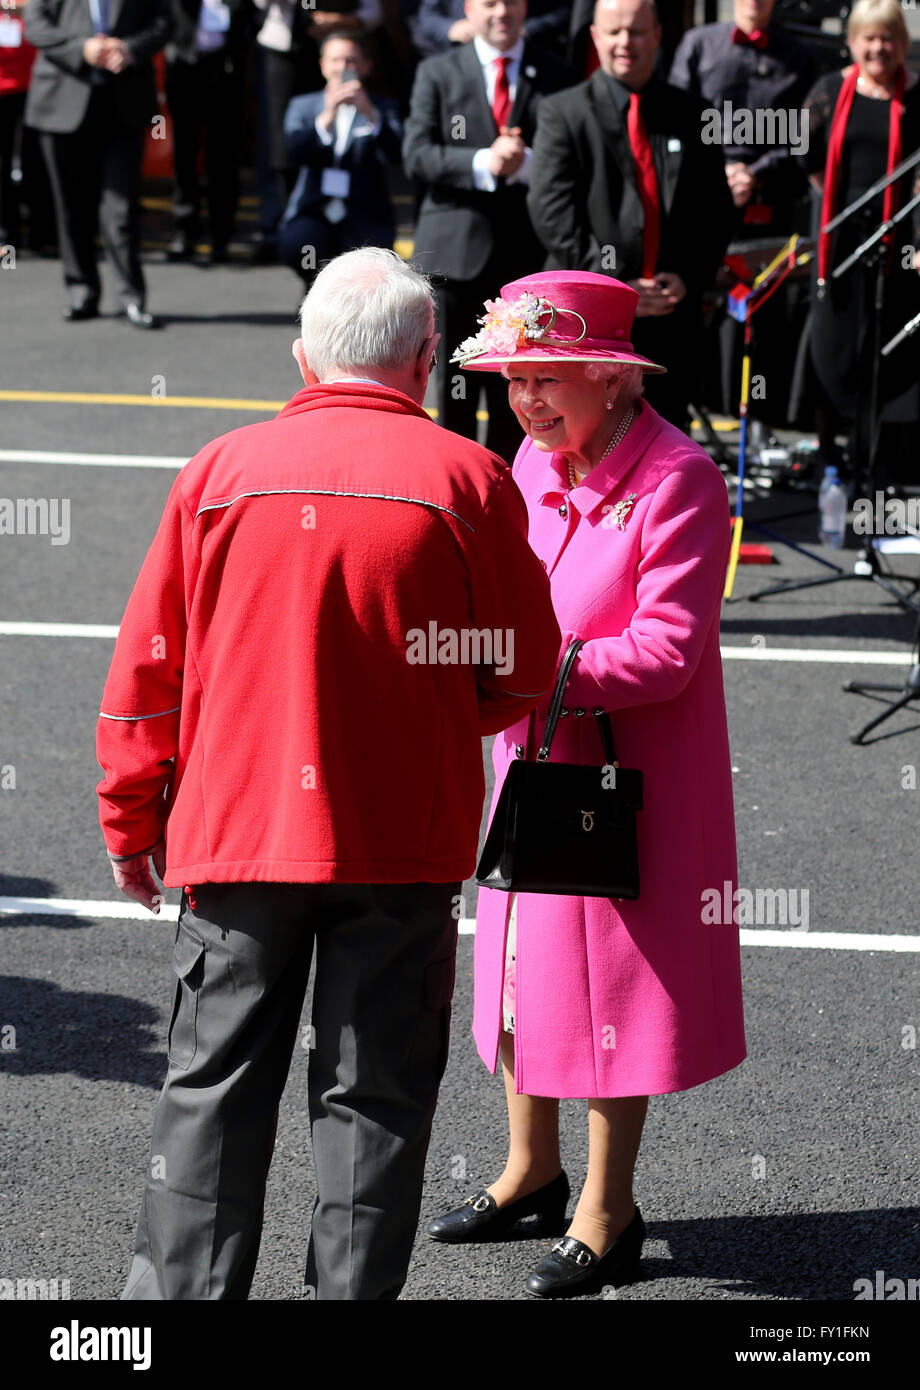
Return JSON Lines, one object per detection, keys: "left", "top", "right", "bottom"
{"left": 525, "top": 1205, "right": 646, "bottom": 1298}
{"left": 426, "top": 1171, "right": 570, "bottom": 1244}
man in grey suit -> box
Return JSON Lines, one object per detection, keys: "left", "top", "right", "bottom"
{"left": 25, "top": 0, "right": 173, "bottom": 325}
{"left": 403, "top": 0, "right": 570, "bottom": 457}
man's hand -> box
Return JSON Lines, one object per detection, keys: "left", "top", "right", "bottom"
{"left": 626, "top": 273, "right": 686, "bottom": 317}
{"left": 448, "top": 17, "right": 474, "bottom": 43}
{"left": 487, "top": 128, "right": 525, "bottom": 178}
{"left": 725, "top": 160, "right": 755, "bottom": 208}
{"left": 82, "top": 35, "right": 133, "bottom": 72}
{"left": 82, "top": 35, "right": 110, "bottom": 67}
{"left": 309, "top": 10, "right": 358, "bottom": 33}
{"left": 102, "top": 37, "right": 132, "bottom": 72}
{"left": 346, "top": 80, "right": 378, "bottom": 123}
{"left": 110, "top": 840, "right": 167, "bottom": 914}
{"left": 319, "top": 78, "right": 376, "bottom": 130}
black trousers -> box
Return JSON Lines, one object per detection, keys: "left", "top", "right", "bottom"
{"left": 436, "top": 260, "right": 529, "bottom": 463}
{"left": 278, "top": 210, "right": 395, "bottom": 287}
{"left": 0, "top": 91, "right": 25, "bottom": 247}
{"left": 121, "top": 879, "right": 459, "bottom": 1301}
{"left": 166, "top": 50, "right": 244, "bottom": 251}
{"left": 39, "top": 84, "right": 146, "bottom": 308}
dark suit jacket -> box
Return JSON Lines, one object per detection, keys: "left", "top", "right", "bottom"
{"left": 403, "top": 39, "right": 572, "bottom": 281}
{"left": 25, "top": 0, "right": 173, "bottom": 133}
{"left": 165, "top": 0, "right": 251, "bottom": 65}
{"left": 281, "top": 90, "right": 403, "bottom": 232}
{"left": 410, "top": 0, "right": 571, "bottom": 60}
{"left": 527, "top": 69, "right": 733, "bottom": 298}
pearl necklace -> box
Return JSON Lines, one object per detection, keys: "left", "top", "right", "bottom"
{"left": 567, "top": 404, "right": 637, "bottom": 491}
{"left": 856, "top": 75, "right": 891, "bottom": 100}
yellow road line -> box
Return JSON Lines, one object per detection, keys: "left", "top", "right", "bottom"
{"left": 0, "top": 387, "right": 443, "bottom": 416}
{"left": 0, "top": 389, "right": 742, "bottom": 433}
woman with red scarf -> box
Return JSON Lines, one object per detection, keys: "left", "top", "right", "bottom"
{"left": 795, "top": 0, "right": 920, "bottom": 490}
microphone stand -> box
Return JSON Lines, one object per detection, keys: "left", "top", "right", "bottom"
{"left": 745, "top": 147, "right": 920, "bottom": 615}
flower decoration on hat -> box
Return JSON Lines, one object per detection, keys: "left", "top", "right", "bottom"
{"left": 451, "top": 293, "right": 586, "bottom": 367}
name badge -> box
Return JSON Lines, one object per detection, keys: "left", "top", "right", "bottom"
{"left": 200, "top": 2, "right": 230, "bottom": 33}
{"left": 321, "top": 167, "right": 351, "bottom": 199}
{"left": 0, "top": 18, "right": 23, "bottom": 46}
{"left": 667, "top": 138, "right": 682, "bottom": 154}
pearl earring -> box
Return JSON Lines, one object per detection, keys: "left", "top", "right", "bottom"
{"left": 604, "top": 400, "right": 614, "bottom": 410}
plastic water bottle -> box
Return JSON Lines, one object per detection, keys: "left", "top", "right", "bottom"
{"left": 818, "top": 466, "right": 847, "bottom": 548}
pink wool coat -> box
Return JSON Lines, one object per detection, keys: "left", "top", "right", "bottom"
{"left": 472, "top": 398, "right": 747, "bottom": 1098}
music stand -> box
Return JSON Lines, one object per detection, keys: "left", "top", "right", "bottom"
{"left": 743, "top": 148, "right": 920, "bottom": 614}
{"left": 844, "top": 302, "right": 920, "bottom": 742}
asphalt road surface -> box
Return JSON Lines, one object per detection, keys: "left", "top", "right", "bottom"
{"left": 1, "top": 251, "right": 919, "bottom": 1334}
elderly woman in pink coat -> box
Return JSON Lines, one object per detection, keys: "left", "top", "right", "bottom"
{"left": 427, "top": 270, "right": 746, "bottom": 1298}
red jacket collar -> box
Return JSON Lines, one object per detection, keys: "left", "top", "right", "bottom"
{"left": 278, "top": 382, "right": 433, "bottom": 422}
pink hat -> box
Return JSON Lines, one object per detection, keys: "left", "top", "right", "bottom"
{"left": 452, "top": 270, "right": 666, "bottom": 374}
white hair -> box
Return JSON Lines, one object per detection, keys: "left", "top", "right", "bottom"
{"left": 299, "top": 248, "right": 434, "bottom": 380}
{"left": 584, "top": 362, "right": 644, "bottom": 402}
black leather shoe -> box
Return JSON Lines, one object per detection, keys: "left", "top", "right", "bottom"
{"left": 62, "top": 301, "right": 98, "bottom": 322}
{"left": 427, "top": 1171, "right": 569, "bottom": 1243}
{"left": 525, "top": 1205, "right": 646, "bottom": 1298}
{"left": 123, "top": 302, "right": 157, "bottom": 330}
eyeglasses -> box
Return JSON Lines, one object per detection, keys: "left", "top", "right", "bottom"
{"left": 428, "top": 351, "right": 438, "bottom": 372}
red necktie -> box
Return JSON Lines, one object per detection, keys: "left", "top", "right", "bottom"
{"left": 492, "top": 56, "right": 511, "bottom": 132}
{"left": 627, "top": 92, "right": 660, "bottom": 279}
{"left": 731, "top": 25, "right": 768, "bottom": 51}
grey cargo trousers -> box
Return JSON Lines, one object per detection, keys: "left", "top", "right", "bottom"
{"left": 121, "top": 880, "right": 460, "bottom": 1301}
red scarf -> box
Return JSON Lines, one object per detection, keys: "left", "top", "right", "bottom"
{"left": 818, "top": 64, "right": 906, "bottom": 285}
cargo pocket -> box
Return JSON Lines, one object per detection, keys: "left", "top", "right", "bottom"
{"left": 408, "top": 950, "right": 457, "bottom": 1095}
{"left": 167, "top": 922, "right": 206, "bottom": 1071}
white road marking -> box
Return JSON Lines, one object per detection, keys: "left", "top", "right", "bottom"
{"left": 0, "top": 622, "right": 119, "bottom": 638}
{"left": 0, "top": 622, "right": 915, "bottom": 667}
{"left": 720, "top": 646, "right": 913, "bottom": 665}
{"left": 0, "top": 896, "right": 164, "bottom": 921}
{"left": 0, "top": 449, "right": 185, "bottom": 469}
{"left": 1, "top": 898, "right": 917, "bottom": 950}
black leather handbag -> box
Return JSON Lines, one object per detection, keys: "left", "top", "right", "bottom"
{"left": 475, "top": 639, "right": 643, "bottom": 899}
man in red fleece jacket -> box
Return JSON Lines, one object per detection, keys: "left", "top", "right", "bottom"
{"left": 98, "top": 246, "right": 560, "bottom": 1301}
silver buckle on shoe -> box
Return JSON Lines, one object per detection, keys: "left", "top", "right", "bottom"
{"left": 552, "top": 1239, "right": 593, "bottom": 1267}
{"left": 467, "top": 1194, "right": 491, "bottom": 1212}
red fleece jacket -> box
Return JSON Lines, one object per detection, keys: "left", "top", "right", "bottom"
{"left": 96, "top": 383, "right": 560, "bottom": 886}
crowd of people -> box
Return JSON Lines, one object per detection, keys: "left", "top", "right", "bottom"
{"left": 2, "top": 0, "right": 919, "bottom": 464}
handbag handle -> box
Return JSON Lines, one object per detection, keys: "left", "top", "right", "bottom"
{"left": 536, "top": 639, "right": 617, "bottom": 765}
